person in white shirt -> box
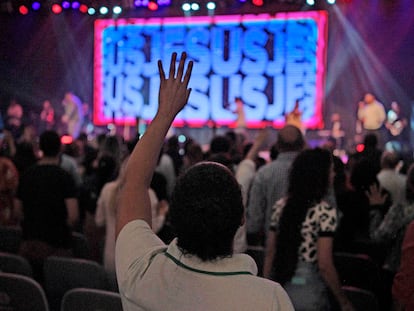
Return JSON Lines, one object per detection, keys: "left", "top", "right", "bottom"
{"left": 357, "top": 93, "right": 386, "bottom": 146}
{"left": 115, "top": 52, "right": 294, "bottom": 311}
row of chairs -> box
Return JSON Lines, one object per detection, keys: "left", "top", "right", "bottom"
{"left": 0, "top": 252, "right": 119, "bottom": 311}
{"left": 0, "top": 272, "right": 122, "bottom": 311}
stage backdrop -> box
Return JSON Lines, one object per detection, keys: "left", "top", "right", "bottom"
{"left": 94, "top": 11, "right": 327, "bottom": 129}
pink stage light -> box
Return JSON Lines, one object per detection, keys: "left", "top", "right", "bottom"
{"left": 148, "top": 1, "right": 158, "bottom": 10}
{"left": 79, "top": 4, "right": 88, "bottom": 13}
{"left": 52, "top": 3, "right": 62, "bottom": 14}
{"left": 19, "top": 5, "right": 29, "bottom": 15}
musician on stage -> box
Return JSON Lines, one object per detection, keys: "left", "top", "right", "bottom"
{"left": 61, "top": 92, "right": 83, "bottom": 139}
{"left": 385, "top": 101, "right": 408, "bottom": 152}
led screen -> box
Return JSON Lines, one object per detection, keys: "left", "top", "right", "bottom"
{"left": 94, "top": 11, "right": 327, "bottom": 128}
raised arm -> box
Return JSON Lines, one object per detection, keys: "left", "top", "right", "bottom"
{"left": 116, "top": 52, "right": 193, "bottom": 238}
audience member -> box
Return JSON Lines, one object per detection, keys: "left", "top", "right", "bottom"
{"left": 369, "top": 164, "right": 414, "bottom": 310}
{"left": 0, "top": 156, "right": 19, "bottom": 226}
{"left": 246, "top": 124, "right": 305, "bottom": 247}
{"left": 263, "top": 147, "right": 354, "bottom": 311}
{"left": 115, "top": 52, "right": 294, "bottom": 310}
{"left": 377, "top": 150, "right": 406, "bottom": 204}
{"left": 392, "top": 219, "right": 414, "bottom": 310}
{"left": 15, "top": 130, "right": 79, "bottom": 282}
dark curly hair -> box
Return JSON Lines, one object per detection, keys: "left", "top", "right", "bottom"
{"left": 272, "top": 148, "right": 332, "bottom": 284}
{"left": 169, "top": 162, "right": 244, "bottom": 261}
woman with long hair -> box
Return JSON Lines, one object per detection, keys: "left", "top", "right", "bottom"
{"left": 263, "top": 147, "right": 354, "bottom": 311}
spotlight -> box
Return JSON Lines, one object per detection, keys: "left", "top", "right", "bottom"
{"left": 191, "top": 2, "right": 200, "bottom": 10}
{"left": 72, "top": 1, "right": 80, "bottom": 9}
{"left": 61, "top": 1, "right": 70, "bottom": 9}
{"left": 113, "top": 5, "right": 122, "bottom": 14}
{"left": 79, "top": 4, "right": 88, "bottom": 13}
{"left": 87, "top": 7, "right": 96, "bottom": 15}
{"left": 19, "top": 5, "right": 29, "bottom": 15}
{"left": 99, "top": 6, "right": 109, "bottom": 14}
{"left": 306, "top": 0, "right": 315, "bottom": 5}
{"left": 148, "top": 1, "right": 158, "bottom": 10}
{"left": 327, "top": 0, "right": 336, "bottom": 3}
{"left": 158, "top": 0, "right": 171, "bottom": 5}
{"left": 182, "top": 2, "right": 191, "bottom": 11}
{"left": 32, "top": 1, "right": 41, "bottom": 10}
{"left": 206, "top": 1, "right": 215, "bottom": 9}
{"left": 252, "top": 0, "right": 263, "bottom": 6}
{"left": 52, "top": 3, "right": 63, "bottom": 14}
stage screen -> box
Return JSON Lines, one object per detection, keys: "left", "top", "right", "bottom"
{"left": 94, "top": 11, "right": 328, "bottom": 128}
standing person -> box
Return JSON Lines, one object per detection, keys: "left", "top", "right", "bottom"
{"left": 115, "top": 52, "right": 294, "bottom": 311}
{"left": 39, "top": 100, "right": 55, "bottom": 133}
{"left": 392, "top": 219, "right": 414, "bottom": 310}
{"left": 14, "top": 130, "right": 79, "bottom": 282}
{"left": 5, "top": 99, "right": 24, "bottom": 140}
{"left": 385, "top": 101, "right": 408, "bottom": 152}
{"left": 61, "top": 92, "right": 83, "bottom": 139}
{"left": 246, "top": 124, "right": 305, "bottom": 249}
{"left": 357, "top": 93, "right": 386, "bottom": 146}
{"left": 263, "top": 148, "right": 354, "bottom": 311}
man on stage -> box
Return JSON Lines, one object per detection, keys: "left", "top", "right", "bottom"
{"left": 357, "top": 93, "right": 386, "bottom": 147}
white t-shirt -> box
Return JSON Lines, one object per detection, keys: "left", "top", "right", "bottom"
{"left": 116, "top": 220, "right": 294, "bottom": 311}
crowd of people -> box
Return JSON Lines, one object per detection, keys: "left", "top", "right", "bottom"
{"left": 0, "top": 52, "right": 414, "bottom": 310}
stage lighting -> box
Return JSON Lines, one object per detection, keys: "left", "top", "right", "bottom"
{"left": 87, "top": 7, "right": 96, "bottom": 15}
{"left": 306, "top": 0, "right": 315, "bottom": 5}
{"left": 99, "top": 6, "right": 109, "bottom": 14}
{"left": 252, "top": 0, "right": 263, "bottom": 6}
{"left": 327, "top": 0, "right": 336, "bottom": 3}
{"left": 113, "top": 5, "right": 122, "bottom": 14}
{"left": 79, "top": 4, "right": 88, "bottom": 13}
{"left": 52, "top": 3, "right": 63, "bottom": 14}
{"left": 148, "top": 1, "right": 158, "bottom": 10}
{"left": 191, "top": 2, "right": 200, "bottom": 10}
{"left": 32, "top": 1, "right": 41, "bottom": 10}
{"left": 206, "top": 1, "right": 216, "bottom": 9}
{"left": 182, "top": 2, "right": 191, "bottom": 11}
{"left": 61, "top": 1, "right": 70, "bottom": 9}
{"left": 72, "top": 1, "right": 80, "bottom": 9}
{"left": 19, "top": 5, "right": 29, "bottom": 14}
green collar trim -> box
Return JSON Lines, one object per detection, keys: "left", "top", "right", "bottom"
{"left": 164, "top": 251, "right": 253, "bottom": 276}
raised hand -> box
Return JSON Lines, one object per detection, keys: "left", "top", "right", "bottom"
{"left": 157, "top": 52, "right": 193, "bottom": 120}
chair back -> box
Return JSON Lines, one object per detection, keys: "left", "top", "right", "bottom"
{"left": 0, "top": 251, "right": 33, "bottom": 277}
{"left": 43, "top": 256, "right": 109, "bottom": 311}
{"left": 0, "top": 226, "right": 22, "bottom": 253}
{"left": 342, "top": 286, "right": 379, "bottom": 311}
{"left": 61, "top": 288, "right": 122, "bottom": 311}
{"left": 0, "top": 272, "right": 49, "bottom": 311}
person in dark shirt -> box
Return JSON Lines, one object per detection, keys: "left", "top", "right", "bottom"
{"left": 15, "top": 130, "right": 79, "bottom": 282}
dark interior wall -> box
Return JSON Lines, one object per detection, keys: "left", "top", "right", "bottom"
{"left": 0, "top": 0, "right": 413, "bottom": 134}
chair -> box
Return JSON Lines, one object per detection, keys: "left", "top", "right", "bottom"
{"left": 60, "top": 288, "right": 122, "bottom": 311}
{"left": 334, "top": 252, "right": 382, "bottom": 295}
{"left": 0, "top": 272, "right": 49, "bottom": 311}
{"left": 71, "top": 232, "right": 90, "bottom": 259}
{"left": 0, "top": 251, "right": 33, "bottom": 277}
{"left": 43, "top": 256, "right": 109, "bottom": 311}
{"left": 0, "top": 225, "right": 22, "bottom": 253}
{"left": 342, "top": 286, "right": 379, "bottom": 311}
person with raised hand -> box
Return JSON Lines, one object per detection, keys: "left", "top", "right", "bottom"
{"left": 115, "top": 52, "right": 293, "bottom": 311}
